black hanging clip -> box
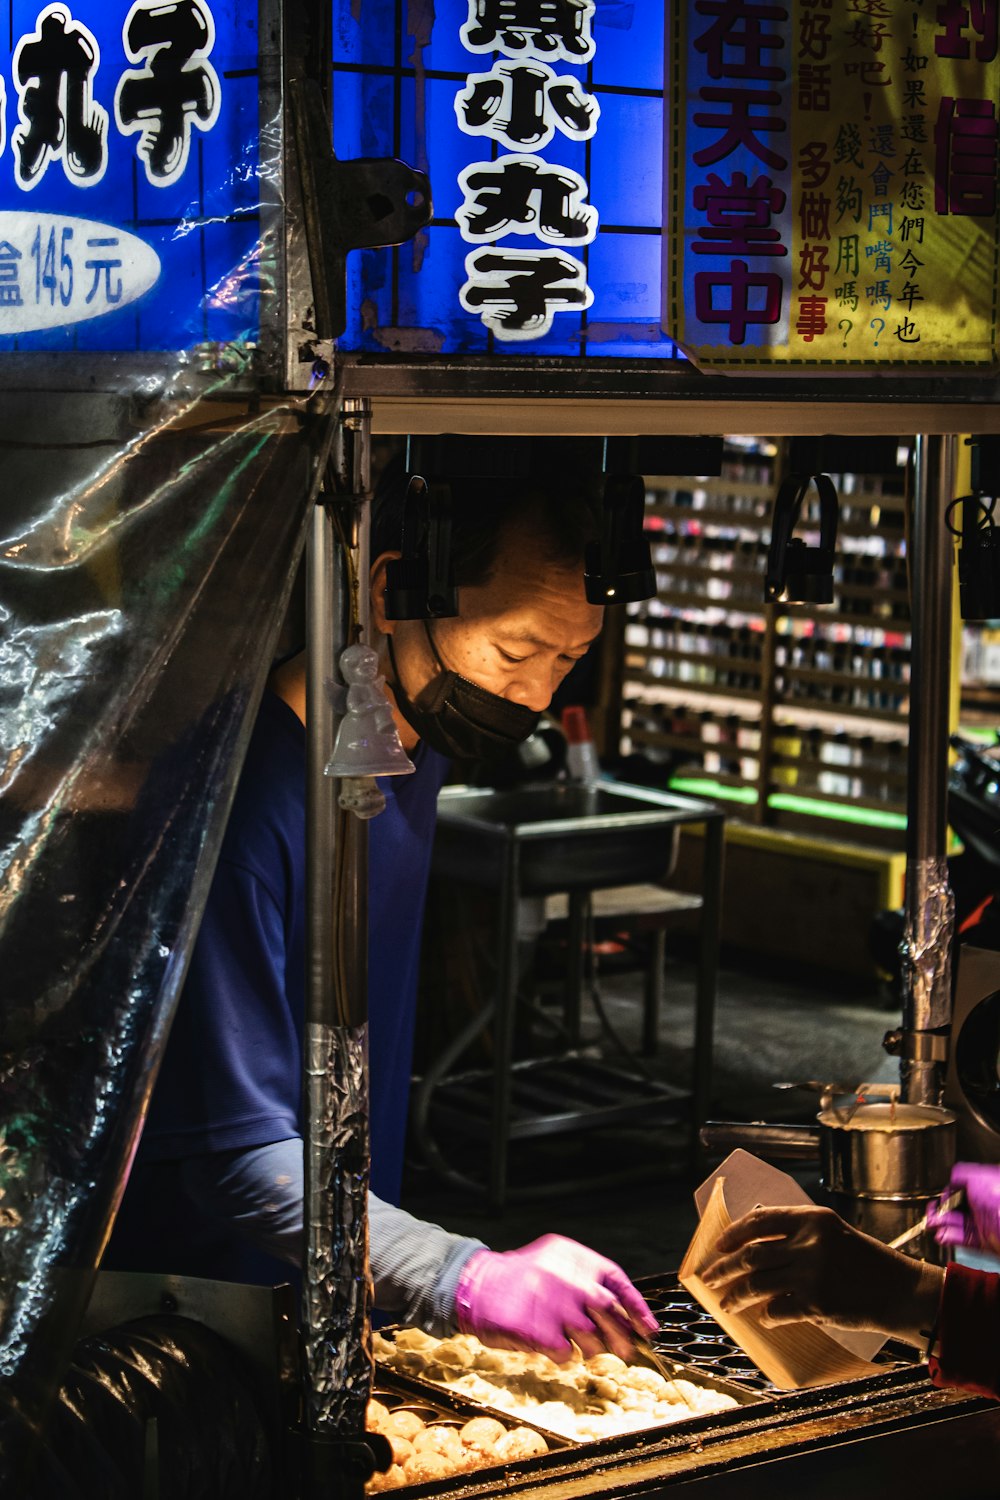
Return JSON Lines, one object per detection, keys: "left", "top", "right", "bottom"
{"left": 949, "top": 436, "right": 1000, "bottom": 622}
{"left": 584, "top": 473, "right": 656, "bottom": 605}
{"left": 383, "top": 474, "right": 459, "bottom": 620}
{"left": 764, "top": 472, "right": 839, "bottom": 604}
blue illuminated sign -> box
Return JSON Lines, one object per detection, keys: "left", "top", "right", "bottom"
{"left": 0, "top": 2, "right": 261, "bottom": 353}
{"left": 332, "top": 0, "right": 680, "bottom": 360}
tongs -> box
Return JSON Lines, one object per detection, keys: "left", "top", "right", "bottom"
{"left": 631, "top": 1335, "right": 698, "bottom": 1411}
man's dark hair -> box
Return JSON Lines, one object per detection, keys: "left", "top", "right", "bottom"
{"left": 372, "top": 453, "right": 602, "bottom": 589}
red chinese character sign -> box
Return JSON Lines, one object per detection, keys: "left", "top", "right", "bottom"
{"left": 665, "top": 0, "right": 1000, "bottom": 369}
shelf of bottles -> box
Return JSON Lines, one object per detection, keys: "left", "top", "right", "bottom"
{"left": 620, "top": 439, "right": 911, "bottom": 843}
{"left": 960, "top": 625, "right": 1000, "bottom": 731}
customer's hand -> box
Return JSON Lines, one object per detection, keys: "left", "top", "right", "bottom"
{"left": 929, "top": 1163, "right": 1000, "bottom": 1255}
{"left": 454, "top": 1234, "right": 658, "bottom": 1363}
{"left": 700, "top": 1204, "right": 944, "bottom": 1348}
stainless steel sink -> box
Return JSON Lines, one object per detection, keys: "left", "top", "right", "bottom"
{"left": 422, "top": 779, "right": 727, "bottom": 1207}
{"left": 433, "top": 779, "right": 719, "bottom": 893}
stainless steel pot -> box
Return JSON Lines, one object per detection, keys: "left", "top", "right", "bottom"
{"left": 818, "top": 1101, "right": 957, "bottom": 1197}
{"left": 820, "top": 1101, "right": 957, "bottom": 1261}
{"left": 700, "top": 1100, "right": 957, "bottom": 1261}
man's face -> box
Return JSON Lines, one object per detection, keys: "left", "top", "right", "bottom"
{"left": 374, "top": 524, "right": 604, "bottom": 726}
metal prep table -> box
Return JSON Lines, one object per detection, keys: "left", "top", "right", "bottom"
{"left": 413, "top": 780, "right": 725, "bottom": 1208}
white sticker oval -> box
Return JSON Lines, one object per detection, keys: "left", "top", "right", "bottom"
{"left": 0, "top": 212, "right": 160, "bottom": 334}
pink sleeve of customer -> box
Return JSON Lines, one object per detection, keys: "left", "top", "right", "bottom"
{"left": 929, "top": 1263, "right": 1000, "bottom": 1401}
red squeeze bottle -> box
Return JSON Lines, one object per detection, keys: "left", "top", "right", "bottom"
{"left": 561, "top": 706, "right": 599, "bottom": 782}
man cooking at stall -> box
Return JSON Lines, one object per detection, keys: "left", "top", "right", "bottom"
{"left": 107, "top": 460, "right": 660, "bottom": 1363}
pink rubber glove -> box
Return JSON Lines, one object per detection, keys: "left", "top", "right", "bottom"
{"left": 929, "top": 1162, "right": 1000, "bottom": 1254}
{"left": 454, "top": 1234, "right": 658, "bottom": 1364}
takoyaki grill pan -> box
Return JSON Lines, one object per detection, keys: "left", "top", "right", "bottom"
{"left": 371, "top": 1277, "right": 1000, "bottom": 1500}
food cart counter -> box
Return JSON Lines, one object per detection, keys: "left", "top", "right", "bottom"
{"left": 360, "top": 1280, "right": 999, "bottom": 1500}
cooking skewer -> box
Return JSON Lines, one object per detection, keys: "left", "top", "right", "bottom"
{"left": 886, "top": 1189, "right": 964, "bottom": 1252}
{"left": 631, "top": 1335, "right": 697, "bottom": 1410}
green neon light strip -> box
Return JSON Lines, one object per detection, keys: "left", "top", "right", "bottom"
{"left": 669, "top": 777, "right": 759, "bottom": 804}
{"left": 668, "top": 778, "right": 907, "bottom": 830}
{"left": 768, "top": 793, "right": 907, "bottom": 830}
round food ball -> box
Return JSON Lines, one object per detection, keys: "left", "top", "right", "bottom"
{"left": 494, "top": 1426, "right": 549, "bottom": 1462}
{"left": 367, "top": 1464, "right": 406, "bottom": 1492}
{"left": 582, "top": 1374, "right": 619, "bottom": 1402}
{"left": 403, "top": 1451, "right": 453, "bottom": 1483}
{"left": 460, "top": 1416, "right": 507, "bottom": 1454}
{"left": 413, "top": 1425, "right": 463, "bottom": 1461}
{"left": 451, "top": 1334, "right": 482, "bottom": 1356}
{"left": 386, "top": 1434, "right": 414, "bottom": 1467}
{"left": 472, "top": 1346, "right": 508, "bottom": 1372}
{"left": 366, "top": 1399, "right": 391, "bottom": 1433}
{"left": 386, "top": 1409, "right": 425, "bottom": 1441}
{"left": 431, "top": 1338, "right": 475, "bottom": 1368}
{"left": 625, "top": 1367, "right": 670, "bottom": 1396}
{"left": 394, "top": 1328, "right": 439, "bottom": 1353}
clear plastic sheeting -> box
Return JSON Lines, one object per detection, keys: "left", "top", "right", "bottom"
{"left": 0, "top": 384, "right": 324, "bottom": 1483}
{"left": 0, "top": 4, "right": 325, "bottom": 1479}
{"left": 303, "top": 1021, "right": 373, "bottom": 1434}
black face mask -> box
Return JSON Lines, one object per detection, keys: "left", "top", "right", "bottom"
{"left": 386, "top": 625, "right": 541, "bottom": 761}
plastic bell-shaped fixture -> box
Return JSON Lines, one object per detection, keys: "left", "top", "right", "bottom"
{"left": 325, "top": 643, "right": 416, "bottom": 779}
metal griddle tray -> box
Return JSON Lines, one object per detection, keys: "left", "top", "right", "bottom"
{"left": 374, "top": 1364, "right": 573, "bottom": 1447}
{"left": 633, "top": 1273, "right": 918, "bottom": 1394}
{"left": 375, "top": 1318, "right": 762, "bottom": 1450}
{"left": 371, "top": 1288, "right": 988, "bottom": 1499}
{"left": 369, "top": 1376, "right": 571, "bottom": 1499}
{"left": 372, "top": 1320, "right": 774, "bottom": 1500}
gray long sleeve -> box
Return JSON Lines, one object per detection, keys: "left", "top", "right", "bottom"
{"left": 180, "top": 1140, "right": 485, "bottom": 1333}
{"left": 369, "top": 1193, "right": 485, "bottom": 1335}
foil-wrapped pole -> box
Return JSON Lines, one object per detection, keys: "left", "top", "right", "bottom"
{"left": 303, "top": 1023, "right": 371, "bottom": 1430}
{"left": 900, "top": 435, "right": 958, "bottom": 1107}
{"left": 303, "top": 396, "right": 374, "bottom": 1454}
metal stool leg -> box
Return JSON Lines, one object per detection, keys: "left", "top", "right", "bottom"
{"left": 692, "top": 817, "right": 724, "bottom": 1166}
{"left": 562, "top": 891, "right": 587, "bottom": 1047}
{"left": 642, "top": 928, "right": 666, "bottom": 1056}
{"left": 489, "top": 842, "right": 520, "bottom": 1212}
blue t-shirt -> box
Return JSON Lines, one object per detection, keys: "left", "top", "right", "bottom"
{"left": 135, "top": 691, "right": 447, "bottom": 1203}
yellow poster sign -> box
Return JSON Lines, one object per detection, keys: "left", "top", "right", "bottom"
{"left": 665, "top": 0, "right": 999, "bottom": 370}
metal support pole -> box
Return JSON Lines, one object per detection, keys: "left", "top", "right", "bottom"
{"left": 692, "top": 813, "right": 724, "bottom": 1164}
{"left": 301, "top": 395, "right": 375, "bottom": 1495}
{"left": 489, "top": 839, "right": 521, "bottom": 1213}
{"left": 899, "top": 434, "right": 957, "bottom": 1107}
